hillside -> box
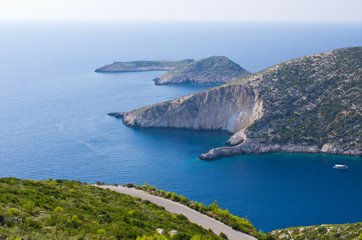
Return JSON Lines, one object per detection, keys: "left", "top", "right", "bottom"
{"left": 0, "top": 178, "right": 223, "bottom": 239}
{"left": 153, "top": 56, "right": 251, "bottom": 85}
{"left": 95, "top": 59, "right": 194, "bottom": 72}
{"left": 109, "top": 47, "right": 361, "bottom": 159}
{"left": 1, "top": 178, "right": 360, "bottom": 240}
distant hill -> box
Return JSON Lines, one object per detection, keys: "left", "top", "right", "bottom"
{"left": 110, "top": 47, "right": 361, "bottom": 158}
{"left": 95, "top": 59, "right": 194, "bottom": 72}
{"left": 153, "top": 56, "right": 251, "bottom": 85}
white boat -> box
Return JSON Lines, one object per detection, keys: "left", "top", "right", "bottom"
{"left": 333, "top": 164, "right": 348, "bottom": 170}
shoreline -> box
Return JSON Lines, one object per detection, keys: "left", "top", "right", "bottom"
{"left": 107, "top": 112, "right": 361, "bottom": 159}
{"left": 199, "top": 140, "right": 362, "bottom": 160}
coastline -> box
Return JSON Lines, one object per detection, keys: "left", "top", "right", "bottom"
{"left": 108, "top": 111, "right": 361, "bottom": 159}
{"left": 199, "top": 140, "right": 362, "bottom": 160}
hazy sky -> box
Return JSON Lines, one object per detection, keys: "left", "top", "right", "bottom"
{"left": 1, "top": 0, "right": 362, "bottom": 22}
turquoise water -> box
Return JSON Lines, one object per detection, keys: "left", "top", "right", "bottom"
{"left": 0, "top": 22, "right": 361, "bottom": 231}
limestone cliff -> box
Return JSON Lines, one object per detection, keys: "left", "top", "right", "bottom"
{"left": 110, "top": 84, "right": 262, "bottom": 134}
{"left": 95, "top": 59, "right": 194, "bottom": 72}
{"left": 110, "top": 47, "right": 362, "bottom": 158}
{"left": 153, "top": 56, "right": 251, "bottom": 85}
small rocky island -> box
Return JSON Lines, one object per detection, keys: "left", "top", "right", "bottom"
{"left": 153, "top": 56, "right": 251, "bottom": 85}
{"left": 95, "top": 59, "right": 194, "bottom": 72}
{"left": 109, "top": 47, "right": 362, "bottom": 159}
{"left": 96, "top": 56, "right": 251, "bottom": 85}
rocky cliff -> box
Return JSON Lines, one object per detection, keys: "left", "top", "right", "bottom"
{"left": 110, "top": 84, "right": 262, "bottom": 133}
{"left": 153, "top": 56, "right": 251, "bottom": 85}
{"left": 110, "top": 47, "right": 362, "bottom": 159}
{"left": 95, "top": 59, "right": 194, "bottom": 72}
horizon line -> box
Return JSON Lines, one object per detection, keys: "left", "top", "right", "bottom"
{"left": 1, "top": 20, "right": 362, "bottom": 24}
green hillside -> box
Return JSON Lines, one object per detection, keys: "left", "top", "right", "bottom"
{"left": 0, "top": 178, "right": 222, "bottom": 240}
{"left": 244, "top": 47, "right": 361, "bottom": 153}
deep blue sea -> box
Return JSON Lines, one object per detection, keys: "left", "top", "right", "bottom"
{"left": 0, "top": 22, "right": 361, "bottom": 231}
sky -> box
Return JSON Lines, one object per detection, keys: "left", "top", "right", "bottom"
{"left": 1, "top": 0, "right": 362, "bottom": 22}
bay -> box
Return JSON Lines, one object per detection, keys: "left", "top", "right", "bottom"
{"left": 0, "top": 22, "right": 361, "bottom": 231}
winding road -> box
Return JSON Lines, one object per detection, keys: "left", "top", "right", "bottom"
{"left": 98, "top": 185, "right": 256, "bottom": 240}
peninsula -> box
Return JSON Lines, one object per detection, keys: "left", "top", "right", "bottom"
{"left": 109, "top": 47, "right": 362, "bottom": 159}
{"left": 95, "top": 59, "right": 194, "bottom": 72}
{"left": 153, "top": 56, "right": 251, "bottom": 85}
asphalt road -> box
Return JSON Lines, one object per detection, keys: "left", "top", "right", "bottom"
{"left": 98, "top": 185, "right": 256, "bottom": 240}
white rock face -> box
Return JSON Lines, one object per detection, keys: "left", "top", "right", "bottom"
{"left": 227, "top": 129, "right": 247, "bottom": 146}
{"left": 321, "top": 143, "right": 338, "bottom": 154}
{"left": 120, "top": 83, "right": 263, "bottom": 135}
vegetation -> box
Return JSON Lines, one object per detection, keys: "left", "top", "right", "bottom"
{"left": 270, "top": 222, "right": 362, "bottom": 240}
{"left": 243, "top": 47, "right": 361, "bottom": 153}
{"left": 0, "top": 178, "right": 224, "bottom": 240}
{"left": 125, "top": 183, "right": 362, "bottom": 240}
{"left": 129, "top": 183, "right": 274, "bottom": 240}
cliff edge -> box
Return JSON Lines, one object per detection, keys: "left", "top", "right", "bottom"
{"left": 110, "top": 47, "right": 362, "bottom": 159}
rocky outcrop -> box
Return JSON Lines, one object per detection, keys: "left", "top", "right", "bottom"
{"left": 153, "top": 56, "right": 251, "bottom": 85}
{"left": 199, "top": 139, "right": 360, "bottom": 160}
{"left": 111, "top": 84, "right": 263, "bottom": 134}
{"left": 110, "top": 47, "right": 362, "bottom": 159}
{"left": 156, "top": 229, "right": 166, "bottom": 235}
{"left": 95, "top": 59, "right": 194, "bottom": 72}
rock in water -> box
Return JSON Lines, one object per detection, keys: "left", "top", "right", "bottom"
{"left": 153, "top": 56, "right": 251, "bottom": 85}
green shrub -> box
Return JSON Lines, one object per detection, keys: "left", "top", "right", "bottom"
{"left": 171, "top": 193, "right": 180, "bottom": 202}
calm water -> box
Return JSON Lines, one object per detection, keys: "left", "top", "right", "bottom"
{"left": 0, "top": 22, "right": 361, "bottom": 231}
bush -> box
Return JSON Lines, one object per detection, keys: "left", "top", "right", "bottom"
{"left": 172, "top": 233, "right": 192, "bottom": 240}
{"left": 23, "top": 202, "right": 35, "bottom": 215}
{"left": 179, "top": 195, "right": 188, "bottom": 204}
{"left": 219, "top": 232, "right": 228, "bottom": 239}
{"left": 171, "top": 193, "right": 180, "bottom": 202}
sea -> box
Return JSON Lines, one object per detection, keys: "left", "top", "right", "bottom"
{"left": 0, "top": 22, "right": 361, "bottom": 232}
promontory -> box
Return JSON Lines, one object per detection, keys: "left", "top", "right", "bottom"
{"left": 153, "top": 56, "right": 251, "bottom": 85}
{"left": 95, "top": 59, "right": 194, "bottom": 72}
{"left": 109, "top": 47, "right": 362, "bottom": 159}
